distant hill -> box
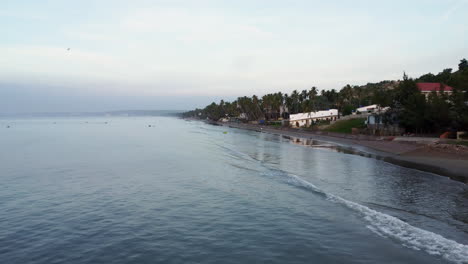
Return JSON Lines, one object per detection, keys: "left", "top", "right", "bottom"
{"left": 104, "top": 110, "right": 184, "bottom": 117}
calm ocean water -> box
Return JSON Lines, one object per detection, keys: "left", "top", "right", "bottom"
{"left": 1, "top": 117, "right": 467, "bottom": 264}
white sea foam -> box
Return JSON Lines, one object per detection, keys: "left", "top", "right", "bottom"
{"left": 286, "top": 173, "right": 468, "bottom": 264}
{"left": 220, "top": 141, "right": 468, "bottom": 263}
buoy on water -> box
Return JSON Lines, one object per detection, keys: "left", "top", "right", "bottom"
{"left": 223, "top": 131, "right": 227, "bottom": 134}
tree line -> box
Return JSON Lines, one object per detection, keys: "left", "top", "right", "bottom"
{"left": 182, "top": 59, "right": 468, "bottom": 133}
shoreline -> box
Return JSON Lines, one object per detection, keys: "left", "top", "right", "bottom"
{"left": 216, "top": 121, "right": 468, "bottom": 183}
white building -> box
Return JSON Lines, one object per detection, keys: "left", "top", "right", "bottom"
{"left": 365, "top": 108, "right": 403, "bottom": 136}
{"left": 289, "top": 109, "right": 339, "bottom": 128}
{"left": 356, "top": 104, "right": 378, "bottom": 114}
{"left": 356, "top": 104, "right": 391, "bottom": 115}
{"left": 365, "top": 115, "right": 383, "bottom": 125}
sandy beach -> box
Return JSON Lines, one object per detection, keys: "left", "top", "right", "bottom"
{"left": 218, "top": 122, "right": 468, "bottom": 183}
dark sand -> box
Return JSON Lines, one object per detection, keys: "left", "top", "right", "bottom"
{"left": 220, "top": 122, "right": 468, "bottom": 183}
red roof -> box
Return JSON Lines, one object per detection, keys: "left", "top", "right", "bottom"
{"left": 417, "top": 83, "right": 453, "bottom": 92}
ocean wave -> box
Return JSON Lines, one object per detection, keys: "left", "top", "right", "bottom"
{"left": 215, "top": 143, "right": 258, "bottom": 163}
{"left": 285, "top": 173, "right": 468, "bottom": 264}
{"left": 227, "top": 162, "right": 262, "bottom": 173}
{"left": 217, "top": 142, "right": 468, "bottom": 263}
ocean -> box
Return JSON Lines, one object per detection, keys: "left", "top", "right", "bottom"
{"left": 1, "top": 116, "right": 467, "bottom": 264}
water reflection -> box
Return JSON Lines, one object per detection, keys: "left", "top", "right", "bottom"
{"left": 282, "top": 135, "right": 377, "bottom": 158}
{"left": 230, "top": 132, "right": 468, "bottom": 243}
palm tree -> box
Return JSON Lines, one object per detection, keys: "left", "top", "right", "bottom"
{"left": 291, "top": 90, "right": 300, "bottom": 114}
{"left": 273, "top": 92, "right": 283, "bottom": 119}
{"left": 252, "top": 95, "right": 265, "bottom": 120}
{"left": 283, "top": 93, "right": 292, "bottom": 118}
{"left": 261, "top": 94, "right": 273, "bottom": 120}
{"left": 308, "top": 86, "right": 318, "bottom": 112}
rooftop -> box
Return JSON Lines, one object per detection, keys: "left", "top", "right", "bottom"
{"left": 416, "top": 83, "right": 453, "bottom": 92}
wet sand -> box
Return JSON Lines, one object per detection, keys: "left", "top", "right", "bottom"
{"left": 219, "top": 122, "right": 468, "bottom": 183}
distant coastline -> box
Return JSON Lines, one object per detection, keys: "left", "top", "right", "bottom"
{"left": 0, "top": 110, "right": 185, "bottom": 118}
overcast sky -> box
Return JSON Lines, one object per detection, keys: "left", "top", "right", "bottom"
{"left": 1, "top": 0, "right": 467, "bottom": 113}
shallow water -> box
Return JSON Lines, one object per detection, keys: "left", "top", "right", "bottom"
{"left": 0, "top": 117, "right": 467, "bottom": 264}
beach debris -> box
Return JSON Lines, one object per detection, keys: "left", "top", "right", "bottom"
{"left": 432, "top": 142, "right": 468, "bottom": 153}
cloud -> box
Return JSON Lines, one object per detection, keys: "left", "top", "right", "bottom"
{"left": 2, "top": 0, "right": 467, "bottom": 113}
{"left": 121, "top": 7, "right": 273, "bottom": 43}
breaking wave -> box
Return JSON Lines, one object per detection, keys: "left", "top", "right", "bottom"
{"left": 285, "top": 173, "right": 468, "bottom": 264}
{"left": 217, "top": 140, "right": 468, "bottom": 263}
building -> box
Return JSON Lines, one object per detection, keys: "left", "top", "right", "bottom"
{"left": 356, "top": 104, "right": 379, "bottom": 114}
{"left": 365, "top": 106, "right": 390, "bottom": 126}
{"left": 289, "top": 109, "right": 339, "bottom": 128}
{"left": 365, "top": 115, "right": 384, "bottom": 126}
{"left": 417, "top": 83, "right": 453, "bottom": 99}
{"left": 356, "top": 105, "right": 390, "bottom": 115}
{"left": 365, "top": 111, "right": 403, "bottom": 136}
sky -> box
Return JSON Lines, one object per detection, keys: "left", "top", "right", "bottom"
{"left": 1, "top": 0, "right": 467, "bottom": 113}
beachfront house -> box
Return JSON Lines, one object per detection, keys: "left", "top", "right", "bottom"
{"left": 289, "top": 109, "right": 339, "bottom": 128}
{"left": 365, "top": 107, "right": 403, "bottom": 135}
{"left": 417, "top": 83, "right": 453, "bottom": 99}
{"left": 356, "top": 104, "right": 379, "bottom": 114}
{"left": 365, "top": 106, "right": 390, "bottom": 125}
{"left": 355, "top": 104, "right": 382, "bottom": 114}
{"left": 366, "top": 115, "right": 383, "bottom": 126}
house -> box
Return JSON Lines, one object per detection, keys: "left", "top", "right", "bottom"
{"left": 417, "top": 83, "right": 453, "bottom": 99}
{"left": 355, "top": 105, "right": 390, "bottom": 118}
{"left": 364, "top": 106, "right": 390, "bottom": 126}
{"left": 356, "top": 104, "right": 379, "bottom": 114}
{"left": 289, "top": 109, "right": 339, "bottom": 128}
{"left": 365, "top": 115, "right": 384, "bottom": 126}
{"left": 365, "top": 108, "right": 403, "bottom": 136}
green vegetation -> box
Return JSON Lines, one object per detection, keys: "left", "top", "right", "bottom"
{"left": 183, "top": 59, "right": 468, "bottom": 134}
{"left": 324, "top": 118, "right": 366, "bottom": 134}
{"left": 267, "top": 122, "right": 282, "bottom": 128}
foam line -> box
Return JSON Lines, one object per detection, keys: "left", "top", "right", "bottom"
{"left": 218, "top": 143, "right": 468, "bottom": 263}
{"left": 286, "top": 173, "right": 468, "bottom": 264}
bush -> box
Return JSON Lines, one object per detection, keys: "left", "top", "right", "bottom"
{"left": 342, "top": 105, "right": 354, "bottom": 116}
{"left": 325, "top": 118, "right": 366, "bottom": 134}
